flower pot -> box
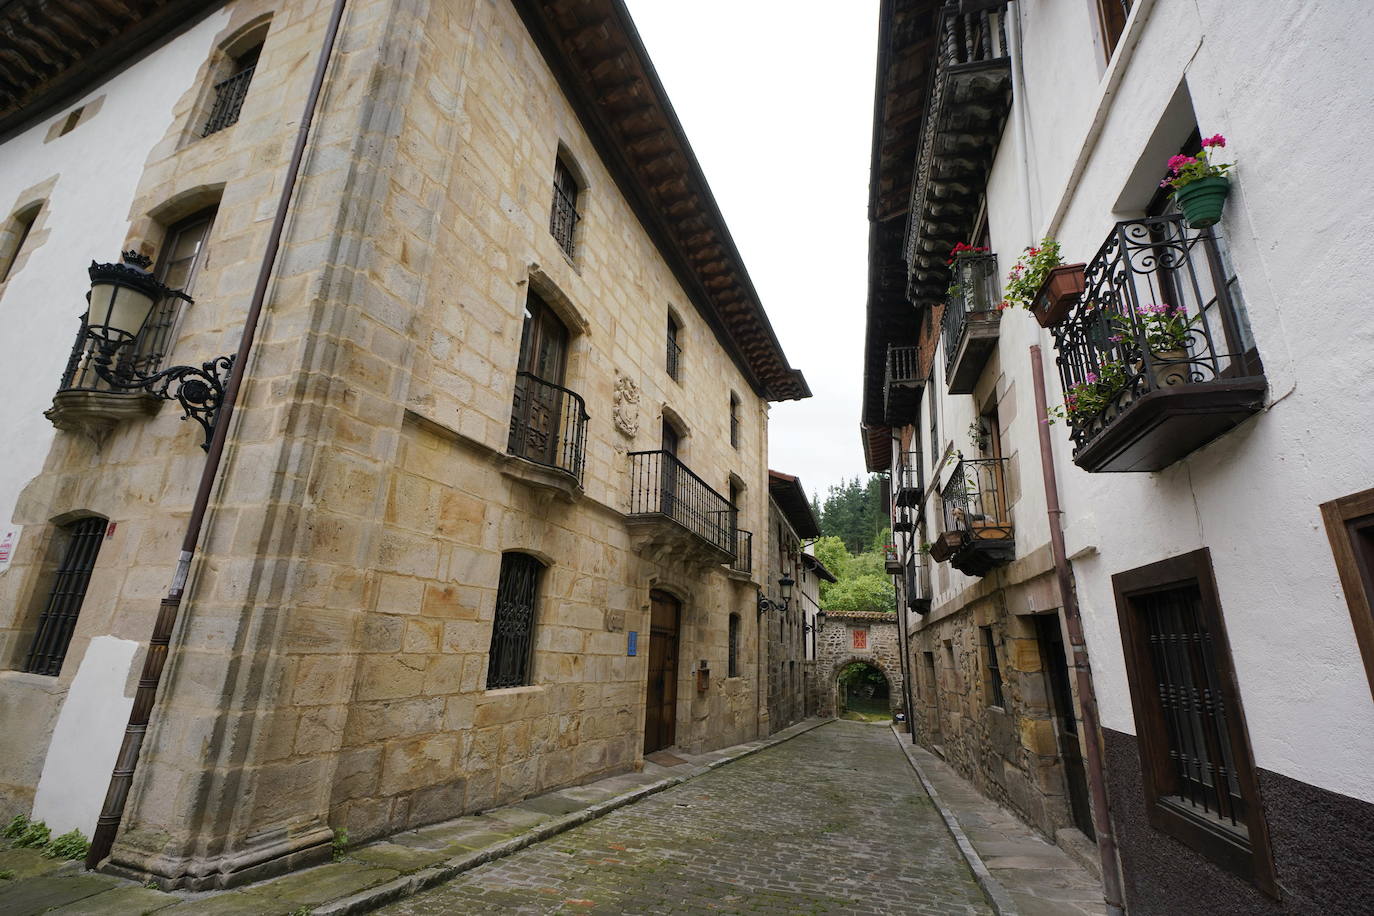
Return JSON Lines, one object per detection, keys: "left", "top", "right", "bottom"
{"left": 1174, "top": 176, "right": 1230, "bottom": 229}
{"left": 1148, "top": 348, "right": 1190, "bottom": 389}
{"left": 1030, "top": 263, "right": 1086, "bottom": 328}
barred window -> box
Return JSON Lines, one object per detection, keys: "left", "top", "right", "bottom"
{"left": 486, "top": 552, "right": 544, "bottom": 689}
{"left": 729, "top": 393, "right": 740, "bottom": 449}
{"left": 203, "top": 44, "right": 261, "bottom": 137}
{"left": 981, "top": 626, "right": 1004, "bottom": 708}
{"left": 24, "top": 516, "right": 107, "bottom": 676}
{"left": 1114, "top": 548, "right": 1276, "bottom": 894}
{"left": 728, "top": 613, "right": 740, "bottom": 677}
{"left": 550, "top": 158, "right": 580, "bottom": 257}
{"left": 666, "top": 314, "right": 682, "bottom": 381}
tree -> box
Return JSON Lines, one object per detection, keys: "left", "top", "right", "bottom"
{"left": 812, "top": 536, "right": 850, "bottom": 604}
{"left": 824, "top": 572, "right": 895, "bottom": 615}
{"left": 818, "top": 475, "right": 889, "bottom": 552}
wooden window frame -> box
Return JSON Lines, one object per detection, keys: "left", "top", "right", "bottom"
{"left": 1112, "top": 548, "right": 1277, "bottom": 896}
{"left": 1320, "top": 487, "right": 1374, "bottom": 703}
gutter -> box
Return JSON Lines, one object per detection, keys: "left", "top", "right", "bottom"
{"left": 86, "top": 0, "right": 351, "bottom": 870}
{"left": 1029, "top": 345, "right": 1126, "bottom": 915}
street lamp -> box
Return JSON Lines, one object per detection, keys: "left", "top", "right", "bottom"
{"left": 757, "top": 573, "right": 794, "bottom": 615}
{"left": 79, "top": 251, "right": 234, "bottom": 449}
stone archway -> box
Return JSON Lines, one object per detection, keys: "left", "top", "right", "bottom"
{"left": 813, "top": 612, "right": 904, "bottom": 719}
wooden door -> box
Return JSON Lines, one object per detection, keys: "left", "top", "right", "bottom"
{"left": 643, "top": 591, "right": 680, "bottom": 753}
{"left": 510, "top": 293, "right": 569, "bottom": 465}
{"left": 1036, "top": 614, "right": 1096, "bottom": 839}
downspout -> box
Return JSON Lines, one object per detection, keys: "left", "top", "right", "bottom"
{"left": 1029, "top": 345, "right": 1126, "bottom": 915}
{"left": 891, "top": 434, "right": 917, "bottom": 738}
{"left": 87, "top": 0, "right": 351, "bottom": 870}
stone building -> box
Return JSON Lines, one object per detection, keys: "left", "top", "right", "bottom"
{"left": 0, "top": 0, "right": 808, "bottom": 889}
{"left": 813, "top": 611, "right": 902, "bottom": 720}
{"left": 762, "top": 469, "right": 825, "bottom": 732}
{"left": 863, "top": 1, "right": 1374, "bottom": 913}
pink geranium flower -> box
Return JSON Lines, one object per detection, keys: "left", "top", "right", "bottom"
{"left": 1167, "top": 154, "right": 1197, "bottom": 174}
{"left": 1202, "top": 134, "right": 1226, "bottom": 148}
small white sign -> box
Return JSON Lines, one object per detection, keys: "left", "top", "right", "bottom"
{"left": 0, "top": 525, "right": 20, "bottom": 574}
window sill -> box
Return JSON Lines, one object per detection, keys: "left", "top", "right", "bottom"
{"left": 482, "top": 684, "right": 544, "bottom": 698}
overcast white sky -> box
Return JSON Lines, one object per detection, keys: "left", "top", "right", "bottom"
{"left": 624, "top": 1, "right": 880, "bottom": 503}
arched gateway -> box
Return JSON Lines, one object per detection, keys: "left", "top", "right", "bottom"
{"left": 813, "top": 611, "right": 904, "bottom": 719}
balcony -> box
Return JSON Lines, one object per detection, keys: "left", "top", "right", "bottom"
{"left": 884, "top": 544, "right": 903, "bottom": 574}
{"left": 627, "top": 450, "right": 735, "bottom": 565}
{"left": 504, "top": 372, "right": 589, "bottom": 499}
{"left": 906, "top": 558, "right": 932, "bottom": 615}
{"left": 1049, "top": 215, "right": 1267, "bottom": 472}
{"left": 943, "top": 252, "right": 1001, "bottom": 394}
{"left": 904, "top": 3, "right": 1012, "bottom": 305}
{"left": 895, "top": 451, "right": 923, "bottom": 510}
{"left": 884, "top": 345, "right": 922, "bottom": 425}
{"left": 930, "top": 456, "right": 1014, "bottom": 577}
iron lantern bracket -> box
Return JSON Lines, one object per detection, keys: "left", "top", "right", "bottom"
{"left": 93, "top": 348, "right": 235, "bottom": 451}
{"left": 757, "top": 590, "right": 789, "bottom": 616}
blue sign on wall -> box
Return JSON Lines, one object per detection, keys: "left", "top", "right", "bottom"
{"left": 627, "top": 630, "right": 638, "bottom": 656}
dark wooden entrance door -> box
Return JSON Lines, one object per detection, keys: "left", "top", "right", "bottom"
{"left": 1036, "top": 614, "right": 1096, "bottom": 839}
{"left": 644, "top": 590, "right": 680, "bottom": 754}
{"left": 510, "top": 293, "right": 569, "bottom": 466}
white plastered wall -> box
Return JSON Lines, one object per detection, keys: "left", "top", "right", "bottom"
{"left": 979, "top": 0, "right": 1374, "bottom": 803}
{"left": 0, "top": 9, "right": 229, "bottom": 542}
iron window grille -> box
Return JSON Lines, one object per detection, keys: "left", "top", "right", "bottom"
{"left": 940, "top": 456, "right": 1013, "bottom": 545}
{"left": 203, "top": 49, "right": 260, "bottom": 137}
{"left": 1114, "top": 548, "right": 1277, "bottom": 895}
{"left": 728, "top": 614, "right": 740, "bottom": 677}
{"left": 23, "top": 516, "right": 107, "bottom": 676}
{"left": 507, "top": 371, "right": 589, "bottom": 482}
{"left": 729, "top": 395, "right": 740, "bottom": 449}
{"left": 982, "top": 626, "right": 1005, "bottom": 708}
{"left": 1049, "top": 214, "right": 1264, "bottom": 458}
{"left": 730, "top": 528, "right": 753, "bottom": 575}
{"left": 550, "top": 158, "right": 580, "bottom": 257}
{"left": 666, "top": 318, "right": 682, "bottom": 381}
{"left": 486, "top": 552, "right": 544, "bottom": 689}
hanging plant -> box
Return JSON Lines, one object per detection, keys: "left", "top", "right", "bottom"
{"left": 1160, "top": 134, "right": 1233, "bottom": 228}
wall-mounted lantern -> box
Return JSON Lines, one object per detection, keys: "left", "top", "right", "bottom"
{"left": 48, "top": 251, "right": 234, "bottom": 449}
{"left": 757, "top": 572, "right": 795, "bottom": 615}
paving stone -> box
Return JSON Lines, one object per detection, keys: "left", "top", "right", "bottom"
{"left": 0, "top": 875, "right": 123, "bottom": 916}
{"left": 348, "top": 841, "right": 449, "bottom": 872}
{"left": 45, "top": 884, "right": 179, "bottom": 913}
{"left": 373, "top": 721, "right": 991, "bottom": 915}
{"left": 159, "top": 891, "right": 284, "bottom": 915}
{"left": 0, "top": 846, "right": 76, "bottom": 880}
{"left": 253, "top": 862, "right": 400, "bottom": 906}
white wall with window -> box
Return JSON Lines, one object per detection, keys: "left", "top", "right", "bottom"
{"left": 0, "top": 10, "right": 229, "bottom": 549}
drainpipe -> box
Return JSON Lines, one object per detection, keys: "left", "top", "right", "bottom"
{"left": 891, "top": 434, "right": 917, "bottom": 738}
{"left": 86, "top": 0, "right": 351, "bottom": 870}
{"left": 1029, "top": 345, "right": 1126, "bottom": 914}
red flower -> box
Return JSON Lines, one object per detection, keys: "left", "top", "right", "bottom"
{"left": 1202, "top": 134, "right": 1226, "bottom": 148}
{"left": 1167, "top": 154, "right": 1197, "bottom": 174}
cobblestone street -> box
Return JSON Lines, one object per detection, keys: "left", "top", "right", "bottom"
{"left": 375, "top": 721, "right": 990, "bottom": 915}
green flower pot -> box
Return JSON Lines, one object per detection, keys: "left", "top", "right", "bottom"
{"left": 1174, "top": 176, "right": 1230, "bottom": 229}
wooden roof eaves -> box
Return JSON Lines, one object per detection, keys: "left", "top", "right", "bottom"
{"left": 514, "top": 0, "right": 809, "bottom": 403}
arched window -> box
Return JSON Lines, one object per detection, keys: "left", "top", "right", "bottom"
{"left": 486, "top": 552, "right": 544, "bottom": 688}
{"left": 24, "top": 515, "right": 107, "bottom": 675}
{"left": 728, "top": 613, "right": 740, "bottom": 677}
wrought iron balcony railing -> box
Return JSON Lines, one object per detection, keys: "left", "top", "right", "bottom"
{"left": 884, "top": 345, "right": 922, "bottom": 425}
{"left": 895, "top": 450, "right": 923, "bottom": 510}
{"left": 906, "top": 556, "right": 932, "bottom": 614}
{"left": 203, "top": 64, "right": 256, "bottom": 137}
{"left": 933, "top": 456, "right": 1014, "bottom": 576}
{"left": 942, "top": 252, "right": 1001, "bottom": 393}
{"left": 628, "top": 450, "right": 734, "bottom": 556}
{"left": 1049, "top": 215, "right": 1266, "bottom": 472}
{"left": 508, "top": 372, "right": 589, "bottom": 482}
{"left": 731, "top": 528, "right": 753, "bottom": 574}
